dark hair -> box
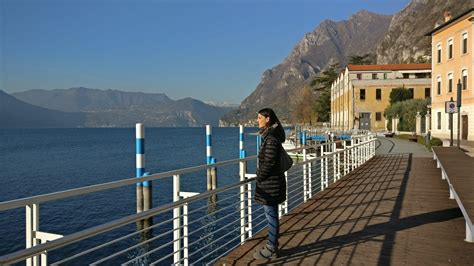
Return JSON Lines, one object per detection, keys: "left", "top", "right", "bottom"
{"left": 258, "top": 108, "right": 280, "bottom": 125}
{"left": 258, "top": 108, "right": 285, "bottom": 141}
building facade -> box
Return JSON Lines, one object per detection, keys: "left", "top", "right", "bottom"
{"left": 427, "top": 9, "right": 474, "bottom": 141}
{"left": 330, "top": 64, "right": 431, "bottom": 132}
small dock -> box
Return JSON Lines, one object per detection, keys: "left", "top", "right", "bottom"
{"left": 216, "top": 153, "right": 474, "bottom": 265}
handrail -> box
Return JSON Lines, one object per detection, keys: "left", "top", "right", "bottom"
{"left": 0, "top": 134, "right": 375, "bottom": 265}
{"left": 0, "top": 137, "right": 364, "bottom": 212}
{"left": 0, "top": 178, "right": 253, "bottom": 264}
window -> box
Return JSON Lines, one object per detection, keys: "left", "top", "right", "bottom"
{"left": 462, "top": 69, "right": 468, "bottom": 90}
{"left": 437, "top": 76, "right": 442, "bottom": 95}
{"left": 372, "top": 73, "right": 377, "bottom": 80}
{"left": 409, "top": 88, "right": 414, "bottom": 99}
{"left": 383, "top": 73, "right": 387, "bottom": 79}
{"left": 425, "top": 87, "right": 430, "bottom": 98}
{"left": 448, "top": 39, "right": 453, "bottom": 59}
{"left": 376, "top": 112, "right": 382, "bottom": 121}
{"left": 357, "top": 73, "right": 362, "bottom": 80}
{"left": 437, "top": 112, "right": 441, "bottom": 130}
{"left": 360, "top": 89, "right": 366, "bottom": 100}
{"left": 448, "top": 73, "right": 453, "bottom": 93}
{"left": 376, "top": 88, "right": 381, "bottom": 100}
{"left": 403, "top": 73, "right": 409, "bottom": 79}
{"left": 437, "top": 44, "right": 442, "bottom": 63}
{"left": 462, "top": 33, "right": 468, "bottom": 54}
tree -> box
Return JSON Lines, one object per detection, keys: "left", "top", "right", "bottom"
{"left": 310, "top": 63, "right": 339, "bottom": 89}
{"left": 313, "top": 89, "right": 331, "bottom": 122}
{"left": 310, "top": 63, "right": 339, "bottom": 122}
{"left": 348, "top": 53, "right": 376, "bottom": 65}
{"left": 293, "top": 85, "right": 316, "bottom": 124}
{"left": 384, "top": 98, "right": 429, "bottom": 131}
{"left": 389, "top": 87, "right": 413, "bottom": 104}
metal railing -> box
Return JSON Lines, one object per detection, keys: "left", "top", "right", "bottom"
{"left": 0, "top": 134, "right": 375, "bottom": 265}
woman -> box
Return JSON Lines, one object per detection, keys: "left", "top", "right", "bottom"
{"left": 253, "top": 108, "right": 287, "bottom": 260}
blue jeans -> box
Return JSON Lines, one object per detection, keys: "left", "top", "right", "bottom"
{"left": 263, "top": 204, "right": 279, "bottom": 251}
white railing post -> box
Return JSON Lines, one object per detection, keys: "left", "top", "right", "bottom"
{"left": 26, "top": 203, "right": 40, "bottom": 266}
{"left": 177, "top": 191, "right": 198, "bottom": 266}
{"left": 173, "top": 174, "right": 181, "bottom": 265}
{"left": 343, "top": 140, "right": 347, "bottom": 176}
{"left": 183, "top": 203, "right": 189, "bottom": 266}
{"left": 302, "top": 132, "right": 308, "bottom": 202}
{"left": 239, "top": 156, "right": 246, "bottom": 243}
{"left": 332, "top": 135, "right": 337, "bottom": 183}
{"left": 350, "top": 138, "right": 354, "bottom": 171}
{"left": 324, "top": 143, "right": 330, "bottom": 188}
{"left": 247, "top": 179, "right": 253, "bottom": 238}
{"left": 320, "top": 145, "right": 324, "bottom": 191}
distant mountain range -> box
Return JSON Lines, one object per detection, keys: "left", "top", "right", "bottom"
{"left": 2, "top": 88, "right": 235, "bottom": 128}
{"left": 0, "top": 90, "right": 85, "bottom": 128}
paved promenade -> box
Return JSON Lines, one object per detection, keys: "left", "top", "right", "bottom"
{"left": 216, "top": 138, "right": 474, "bottom": 265}
{"left": 375, "top": 137, "right": 432, "bottom": 157}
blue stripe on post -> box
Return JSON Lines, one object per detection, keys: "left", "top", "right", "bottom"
{"left": 136, "top": 168, "right": 144, "bottom": 187}
{"left": 206, "top": 135, "right": 212, "bottom": 147}
{"left": 142, "top": 172, "right": 151, "bottom": 187}
{"left": 211, "top": 158, "right": 216, "bottom": 164}
{"left": 240, "top": 150, "right": 246, "bottom": 158}
{"left": 239, "top": 133, "right": 244, "bottom": 142}
{"left": 207, "top": 156, "right": 212, "bottom": 164}
{"left": 136, "top": 138, "right": 145, "bottom": 154}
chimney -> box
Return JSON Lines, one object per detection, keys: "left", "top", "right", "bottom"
{"left": 444, "top": 11, "right": 452, "bottom": 22}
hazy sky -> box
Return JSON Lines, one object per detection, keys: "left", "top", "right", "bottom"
{"left": 1, "top": 0, "right": 410, "bottom": 104}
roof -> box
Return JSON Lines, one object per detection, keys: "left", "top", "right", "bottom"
{"left": 347, "top": 64, "right": 431, "bottom": 71}
{"left": 425, "top": 8, "right": 474, "bottom": 36}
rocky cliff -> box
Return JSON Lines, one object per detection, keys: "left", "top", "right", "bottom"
{"left": 221, "top": 10, "right": 392, "bottom": 125}
{"left": 376, "top": 0, "right": 473, "bottom": 64}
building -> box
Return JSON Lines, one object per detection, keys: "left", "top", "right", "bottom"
{"left": 426, "top": 9, "right": 474, "bottom": 141}
{"left": 330, "top": 64, "right": 431, "bottom": 131}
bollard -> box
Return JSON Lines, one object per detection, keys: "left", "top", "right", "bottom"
{"left": 136, "top": 123, "right": 145, "bottom": 230}
{"left": 210, "top": 158, "right": 217, "bottom": 190}
{"left": 142, "top": 172, "right": 153, "bottom": 238}
{"left": 239, "top": 125, "right": 245, "bottom": 159}
{"left": 206, "top": 125, "right": 213, "bottom": 190}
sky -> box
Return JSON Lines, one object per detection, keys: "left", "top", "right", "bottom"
{"left": 0, "top": 0, "right": 410, "bottom": 104}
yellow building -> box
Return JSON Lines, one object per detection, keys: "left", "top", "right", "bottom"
{"left": 426, "top": 9, "right": 473, "bottom": 141}
{"left": 331, "top": 64, "right": 431, "bottom": 132}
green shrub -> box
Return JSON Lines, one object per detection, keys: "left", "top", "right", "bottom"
{"left": 429, "top": 138, "right": 443, "bottom": 148}
{"left": 384, "top": 98, "right": 429, "bottom": 131}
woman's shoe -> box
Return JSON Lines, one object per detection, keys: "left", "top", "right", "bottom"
{"left": 253, "top": 244, "right": 278, "bottom": 260}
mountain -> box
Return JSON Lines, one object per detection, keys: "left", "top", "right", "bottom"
{"left": 221, "top": 10, "right": 393, "bottom": 125}
{"left": 12, "top": 87, "right": 173, "bottom": 112}
{"left": 376, "top": 0, "right": 473, "bottom": 64}
{"left": 0, "top": 90, "right": 85, "bottom": 128}
{"left": 11, "top": 87, "right": 234, "bottom": 127}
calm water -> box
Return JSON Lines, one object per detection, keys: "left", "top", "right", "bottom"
{"left": 0, "top": 128, "right": 260, "bottom": 263}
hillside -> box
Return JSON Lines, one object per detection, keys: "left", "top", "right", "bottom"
{"left": 0, "top": 90, "right": 85, "bottom": 128}
{"left": 11, "top": 87, "right": 234, "bottom": 127}
{"left": 221, "top": 10, "right": 392, "bottom": 125}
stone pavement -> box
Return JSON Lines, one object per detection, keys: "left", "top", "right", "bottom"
{"left": 375, "top": 137, "right": 432, "bottom": 157}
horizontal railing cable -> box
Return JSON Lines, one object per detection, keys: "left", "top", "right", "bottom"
{"left": 0, "top": 135, "right": 376, "bottom": 265}
{"left": 0, "top": 178, "right": 254, "bottom": 264}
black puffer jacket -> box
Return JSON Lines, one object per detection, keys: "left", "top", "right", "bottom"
{"left": 255, "top": 125, "right": 287, "bottom": 205}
